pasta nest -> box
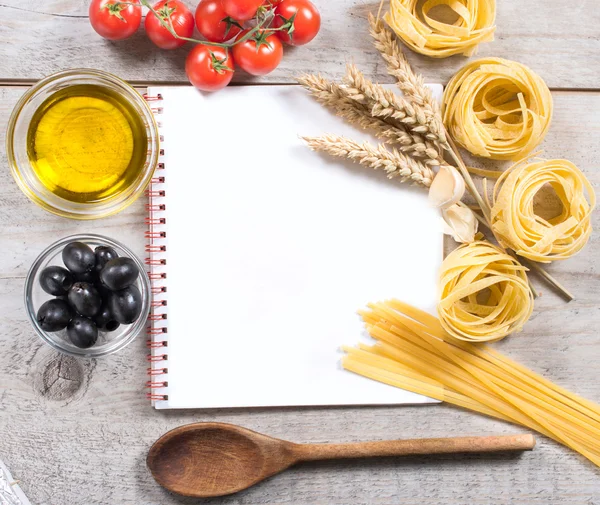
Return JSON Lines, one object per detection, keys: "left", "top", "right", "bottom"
{"left": 442, "top": 58, "right": 553, "bottom": 160}
{"left": 438, "top": 241, "right": 533, "bottom": 343}
{"left": 385, "top": 0, "right": 496, "bottom": 58}
{"left": 491, "top": 158, "right": 596, "bottom": 262}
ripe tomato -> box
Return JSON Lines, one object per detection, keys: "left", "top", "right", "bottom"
{"left": 195, "top": 0, "right": 242, "bottom": 43}
{"left": 145, "top": 0, "right": 194, "bottom": 49}
{"left": 231, "top": 30, "right": 283, "bottom": 75}
{"left": 186, "top": 44, "right": 235, "bottom": 91}
{"left": 273, "top": 0, "right": 320, "bottom": 46}
{"left": 222, "top": 0, "right": 263, "bottom": 21}
{"left": 89, "top": 0, "right": 142, "bottom": 40}
{"left": 263, "top": 0, "right": 283, "bottom": 5}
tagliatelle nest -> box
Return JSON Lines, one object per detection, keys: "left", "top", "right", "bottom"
{"left": 491, "top": 158, "right": 596, "bottom": 263}
{"left": 385, "top": 0, "right": 496, "bottom": 58}
{"left": 438, "top": 241, "right": 534, "bottom": 343}
{"left": 442, "top": 58, "right": 553, "bottom": 160}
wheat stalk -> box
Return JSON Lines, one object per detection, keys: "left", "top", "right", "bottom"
{"left": 302, "top": 134, "right": 435, "bottom": 187}
{"left": 298, "top": 74, "right": 439, "bottom": 163}
{"left": 368, "top": 13, "right": 440, "bottom": 117}
{"left": 343, "top": 63, "right": 447, "bottom": 147}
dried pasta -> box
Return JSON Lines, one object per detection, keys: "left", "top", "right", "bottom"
{"left": 438, "top": 241, "right": 533, "bottom": 343}
{"left": 342, "top": 300, "right": 600, "bottom": 467}
{"left": 442, "top": 58, "right": 553, "bottom": 160}
{"left": 385, "top": 0, "right": 496, "bottom": 58}
{"left": 491, "top": 158, "right": 596, "bottom": 263}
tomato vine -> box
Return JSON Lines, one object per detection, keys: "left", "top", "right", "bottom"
{"left": 116, "top": 0, "right": 294, "bottom": 48}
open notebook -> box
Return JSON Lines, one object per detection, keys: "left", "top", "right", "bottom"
{"left": 145, "top": 84, "right": 443, "bottom": 409}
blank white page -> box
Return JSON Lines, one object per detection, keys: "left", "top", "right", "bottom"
{"left": 148, "top": 84, "right": 443, "bottom": 409}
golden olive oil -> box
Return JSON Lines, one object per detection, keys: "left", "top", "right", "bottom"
{"left": 27, "top": 84, "right": 148, "bottom": 203}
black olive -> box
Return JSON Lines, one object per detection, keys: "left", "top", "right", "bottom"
{"left": 67, "top": 316, "right": 98, "bottom": 348}
{"left": 94, "top": 245, "right": 119, "bottom": 273}
{"left": 68, "top": 282, "right": 102, "bottom": 317}
{"left": 39, "top": 266, "right": 74, "bottom": 296}
{"left": 99, "top": 257, "right": 140, "bottom": 291}
{"left": 108, "top": 285, "right": 143, "bottom": 324}
{"left": 94, "top": 280, "right": 112, "bottom": 300}
{"left": 37, "top": 299, "right": 72, "bottom": 332}
{"left": 62, "top": 242, "right": 96, "bottom": 274}
{"left": 74, "top": 270, "right": 98, "bottom": 284}
{"left": 94, "top": 304, "right": 121, "bottom": 332}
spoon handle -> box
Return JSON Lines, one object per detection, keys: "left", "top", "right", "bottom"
{"left": 293, "top": 434, "right": 535, "bottom": 462}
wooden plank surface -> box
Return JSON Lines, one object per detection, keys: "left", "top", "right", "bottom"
{"left": 1, "top": 78, "right": 600, "bottom": 503}
{"left": 1, "top": 0, "right": 600, "bottom": 502}
{"left": 0, "top": 0, "right": 599, "bottom": 89}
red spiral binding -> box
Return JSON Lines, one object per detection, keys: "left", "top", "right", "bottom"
{"left": 146, "top": 245, "right": 167, "bottom": 253}
{"left": 147, "top": 354, "right": 168, "bottom": 362}
{"left": 146, "top": 259, "right": 167, "bottom": 267}
{"left": 145, "top": 93, "right": 169, "bottom": 403}
{"left": 147, "top": 393, "right": 169, "bottom": 400}
{"left": 148, "top": 367, "right": 168, "bottom": 376}
{"left": 146, "top": 190, "right": 166, "bottom": 198}
{"left": 147, "top": 338, "right": 168, "bottom": 346}
{"left": 146, "top": 204, "right": 166, "bottom": 212}
{"left": 147, "top": 326, "right": 167, "bottom": 335}
{"left": 146, "top": 381, "right": 168, "bottom": 388}
{"left": 145, "top": 231, "right": 166, "bottom": 239}
{"left": 143, "top": 93, "right": 163, "bottom": 101}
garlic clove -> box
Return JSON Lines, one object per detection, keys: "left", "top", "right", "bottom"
{"left": 442, "top": 204, "right": 478, "bottom": 244}
{"left": 428, "top": 165, "right": 466, "bottom": 209}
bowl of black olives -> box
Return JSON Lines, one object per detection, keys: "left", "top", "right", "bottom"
{"left": 25, "top": 234, "right": 151, "bottom": 357}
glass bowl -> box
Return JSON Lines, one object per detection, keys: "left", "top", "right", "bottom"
{"left": 7, "top": 68, "right": 159, "bottom": 220}
{"left": 25, "top": 234, "right": 151, "bottom": 358}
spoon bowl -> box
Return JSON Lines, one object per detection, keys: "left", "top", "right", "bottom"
{"left": 147, "top": 423, "right": 297, "bottom": 497}
{"left": 147, "top": 422, "right": 535, "bottom": 498}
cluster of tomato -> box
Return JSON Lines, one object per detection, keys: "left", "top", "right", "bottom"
{"left": 89, "top": 0, "right": 321, "bottom": 91}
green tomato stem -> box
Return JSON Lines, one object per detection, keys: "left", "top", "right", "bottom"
{"left": 115, "top": 0, "right": 285, "bottom": 49}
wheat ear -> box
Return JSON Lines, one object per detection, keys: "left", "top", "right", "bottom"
{"left": 298, "top": 74, "right": 415, "bottom": 147}
{"left": 368, "top": 13, "right": 440, "bottom": 117}
{"left": 298, "top": 74, "right": 439, "bottom": 162}
{"left": 343, "top": 63, "right": 447, "bottom": 148}
{"left": 302, "top": 134, "right": 434, "bottom": 187}
{"left": 300, "top": 73, "right": 440, "bottom": 162}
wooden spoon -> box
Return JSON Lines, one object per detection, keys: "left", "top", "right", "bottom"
{"left": 147, "top": 422, "right": 535, "bottom": 498}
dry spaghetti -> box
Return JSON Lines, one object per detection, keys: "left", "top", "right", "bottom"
{"left": 442, "top": 58, "right": 553, "bottom": 160}
{"left": 385, "top": 0, "right": 496, "bottom": 58}
{"left": 342, "top": 300, "right": 600, "bottom": 467}
{"left": 438, "top": 241, "right": 533, "bottom": 343}
{"left": 491, "top": 158, "right": 596, "bottom": 263}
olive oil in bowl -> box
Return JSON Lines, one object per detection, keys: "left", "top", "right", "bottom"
{"left": 27, "top": 84, "right": 148, "bottom": 204}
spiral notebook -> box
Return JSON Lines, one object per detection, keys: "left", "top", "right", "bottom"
{"left": 144, "top": 84, "right": 444, "bottom": 409}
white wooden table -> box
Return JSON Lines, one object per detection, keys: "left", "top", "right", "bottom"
{"left": 1, "top": 1, "right": 599, "bottom": 503}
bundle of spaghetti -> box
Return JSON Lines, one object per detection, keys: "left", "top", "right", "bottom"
{"left": 491, "top": 157, "right": 596, "bottom": 263}
{"left": 342, "top": 299, "right": 600, "bottom": 467}
{"left": 438, "top": 241, "right": 534, "bottom": 343}
{"left": 442, "top": 58, "right": 553, "bottom": 160}
{"left": 385, "top": 0, "right": 496, "bottom": 58}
